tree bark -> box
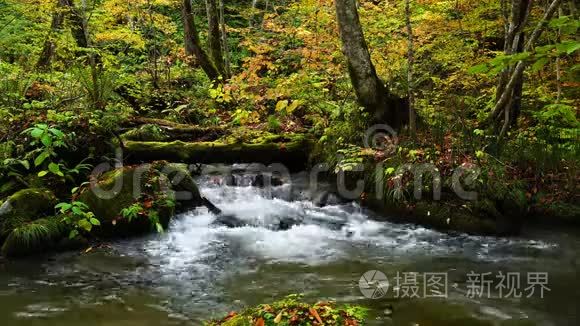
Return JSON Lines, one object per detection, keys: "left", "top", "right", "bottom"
{"left": 219, "top": 0, "right": 231, "bottom": 78}
{"left": 181, "top": 0, "right": 219, "bottom": 81}
{"left": 37, "top": 0, "right": 67, "bottom": 70}
{"left": 405, "top": 0, "right": 416, "bottom": 136}
{"left": 63, "top": 0, "right": 89, "bottom": 48}
{"left": 205, "top": 0, "right": 226, "bottom": 76}
{"left": 335, "top": 0, "right": 404, "bottom": 126}
{"left": 491, "top": 0, "right": 562, "bottom": 137}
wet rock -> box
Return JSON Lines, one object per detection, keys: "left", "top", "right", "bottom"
{"left": 223, "top": 174, "right": 237, "bottom": 186}
{"left": 313, "top": 191, "right": 345, "bottom": 207}
{"left": 278, "top": 217, "right": 301, "bottom": 230}
{"left": 252, "top": 174, "right": 284, "bottom": 187}
{"left": 212, "top": 214, "right": 247, "bottom": 228}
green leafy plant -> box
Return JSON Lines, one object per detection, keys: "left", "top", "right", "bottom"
{"left": 121, "top": 203, "right": 144, "bottom": 223}
{"left": 23, "top": 124, "right": 67, "bottom": 177}
{"left": 120, "top": 202, "right": 164, "bottom": 233}
{"left": 56, "top": 201, "right": 100, "bottom": 239}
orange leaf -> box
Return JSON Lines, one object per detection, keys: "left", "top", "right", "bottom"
{"left": 309, "top": 308, "right": 323, "bottom": 324}
{"left": 255, "top": 317, "right": 265, "bottom": 326}
{"left": 143, "top": 200, "right": 153, "bottom": 209}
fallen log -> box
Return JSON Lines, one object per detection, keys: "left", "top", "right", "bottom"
{"left": 123, "top": 134, "right": 313, "bottom": 172}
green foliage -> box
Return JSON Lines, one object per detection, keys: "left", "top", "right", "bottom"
{"left": 56, "top": 201, "right": 100, "bottom": 239}
{"left": 205, "top": 294, "right": 367, "bottom": 325}
{"left": 23, "top": 124, "right": 67, "bottom": 176}
{"left": 121, "top": 203, "right": 144, "bottom": 223}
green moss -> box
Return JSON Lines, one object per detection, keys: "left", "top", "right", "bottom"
{"left": 0, "top": 188, "right": 57, "bottom": 240}
{"left": 3, "top": 188, "right": 57, "bottom": 217}
{"left": 1, "top": 216, "right": 67, "bottom": 257}
{"left": 121, "top": 124, "right": 169, "bottom": 142}
{"left": 124, "top": 134, "right": 312, "bottom": 171}
{"left": 78, "top": 162, "right": 203, "bottom": 237}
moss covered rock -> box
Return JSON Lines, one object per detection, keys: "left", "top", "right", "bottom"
{"left": 0, "top": 188, "right": 57, "bottom": 240}
{"left": 367, "top": 196, "right": 520, "bottom": 236}
{"left": 78, "top": 162, "right": 204, "bottom": 237}
{"left": 0, "top": 216, "right": 69, "bottom": 257}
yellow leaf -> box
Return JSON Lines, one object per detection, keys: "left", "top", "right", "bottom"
{"left": 274, "top": 311, "right": 283, "bottom": 323}
{"left": 275, "top": 100, "right": 289, "bottom": 111}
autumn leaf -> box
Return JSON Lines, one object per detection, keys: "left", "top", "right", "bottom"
{"left": 274, "top": 310, "right": 283, "bottom": 323}
{"left": 143, "top": 200, "right": 153, "bottom": 209}
{"left": 309, "top": 307, "right": 323, "bottom": 324}
{"left": 254, "top": 317, "right": 265, "bottom": 326}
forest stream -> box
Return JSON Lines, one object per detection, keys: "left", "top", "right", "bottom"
{"left": 0, "top": 166, "right": 578, "bottom": 326}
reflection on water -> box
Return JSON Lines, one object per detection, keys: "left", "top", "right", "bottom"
{"left": 0, "top": 167, "right": 578, "bottom": 325}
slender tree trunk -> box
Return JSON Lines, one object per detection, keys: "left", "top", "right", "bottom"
{"left": 491, "top": 0, "right": 563, "bottom": 138}
{"left": 37, "top": 0, "right": 67, "bottom": 70}
{"left": 250, "top": 0, "right": 259, "bottom": 28}
{"left": 405, "top": 0, "right": 416, "bottom": 136}
{"left": 63, "top": 0, "right": 88, "bottom": 48}
{"left": 495, "top": 0, "right": 531, "bottom": 105}
{"left": 219, "top": 0, "right": 231, "bottom": 78}
{"left": 205, "top": 0, "right": 226, "bottom": 76}
{"left": 555, "top": 7, "right": 563, "bottom": 101}
{"left": 181, "top": 0, "right": 219, "bottom": 81}
{"left": 335, "top": 0, "right": 403, "bottom": 126}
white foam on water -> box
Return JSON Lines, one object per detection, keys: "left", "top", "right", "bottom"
{"left": 143, "top": 177, "right": 559, "bottom": 275}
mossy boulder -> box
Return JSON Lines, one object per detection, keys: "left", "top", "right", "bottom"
{"left": 0, "top": 188, "right": 57, "bottom": 240}
{"left": 78, "top": 162, "right": 204, "bottom": 237}
{"left": 0, "top": 216, "right": 71, "bottom": 257}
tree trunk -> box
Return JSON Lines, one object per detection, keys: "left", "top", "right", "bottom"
{"left": 219, "top": 0, "right": 231, "bottom": 78}
{"left": 405, "top": 0, "right": 416, "bottom": 136}
{"left": 37, "top": 0, "right": 67, "bottom": 70}
{"left": 205, "top": 0, "right": 226, "bottom": 76}
{"left": 181, "top": 0, "right": 219, "bottom": 81}
{"left": 495, "top": 0, "right": 531, "bottom": 105}
{"left": 63, "top": 0, "right": 89, "bottom": 48}
{"left": 335, "top": 0, "right": 404, "bottom": 126}
{"left": 491, "top": 0, "right": 563, "bottom": 138}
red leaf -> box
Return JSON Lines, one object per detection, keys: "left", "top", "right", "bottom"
{"left": 255, "top": 317, "right": 265, "bottom": 326}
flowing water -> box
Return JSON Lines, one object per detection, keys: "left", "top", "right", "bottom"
{"left": 1, "top": 166, "right": 579, "bottom": 325}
